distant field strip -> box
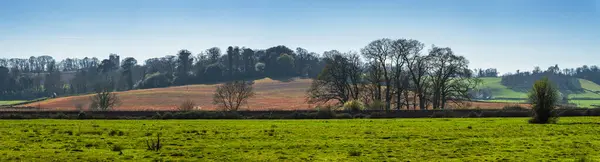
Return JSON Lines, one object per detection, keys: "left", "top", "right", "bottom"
{"left": 0, "top": 100, "right": 27, "bottom": 106}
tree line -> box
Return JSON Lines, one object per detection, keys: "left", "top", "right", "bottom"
{"left": 0, "top": 38, "right": 484, "bottom": 110}
{"left": 501, "top": 64, "right": 600, "bottom": 94}
{"left": 0, "top": 45, "right": 323, "bottom": 100}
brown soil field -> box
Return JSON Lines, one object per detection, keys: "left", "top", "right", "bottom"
{"left": 21, "top": 78, "right": 527, "bottom": 111}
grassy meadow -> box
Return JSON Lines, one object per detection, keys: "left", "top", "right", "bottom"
{"left": 0, "top": 100, "right": 26, "bottom": 106}
{"left": 1, "top": 118, "right": 599, "bottom": 161}
{"left": 478, "top": 77, "right": 600, "bottom": 108}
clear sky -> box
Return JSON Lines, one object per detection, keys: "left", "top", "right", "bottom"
{"left": 0, "top": 0, "right": 598, "bottom": 74}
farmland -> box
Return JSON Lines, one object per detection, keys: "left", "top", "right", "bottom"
{"left": 0, "top": 100, "right": 26, "bottom": 106}
{"left": 21, "top": 78, "right": 522, "bottom": 111}
{"left": 1, "top": 117, "right": 599, "bottom": 161}
{"left": 477, "top": 77, "right": 600, "bottom": 108}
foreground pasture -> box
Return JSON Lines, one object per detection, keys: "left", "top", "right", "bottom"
{"left": 0, "top": 118, "right": 599, "bottom": 161}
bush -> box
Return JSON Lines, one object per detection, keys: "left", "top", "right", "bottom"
{"left": 151, "top": 112, "right": 162, "bottom": 119}
{"left": 352, "top": 113, "right": 369, "bottom": 119}
{"left": 220, "top": 112, "right": 243, "bottom": 119}
{"left": 52, "top": 113, "right": 69, "bottom": 119}
{"left": 286, "top": 112, "right": 312, "bottom": 119}
{"left": 77, "top": 111, "right": 87, "bottom": 119}
{"left": 316, "top": 106, "right": 335, "bottom": 119}
{"left": 369, "top": 111, "right": 388, "bottom": 118}
{"left": 161, "top": 112, "right": 174, "bottom": 119}
{"left": 178, "top": 99, "right": 196, "bottom": 111}
{"left": 343, "top": 100, "right": 365, "bottom": 112}
{"left": 502, "top": 104, "right": 528, "bottom": 111}
{"left": 528, "top": 77, "right": 559, "bottom": 124}
{"left": 335, "top": 113, "right": 353, "bottom": 119}
{"left": 366, "top": 100, "right": 384, "bottom": 110}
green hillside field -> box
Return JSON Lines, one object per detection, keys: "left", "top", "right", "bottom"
{"left": 477, "top": 77, "right": 600, "bottom": 108}
{"left": 0, "top": 100, "right": 27, "bottom": 106}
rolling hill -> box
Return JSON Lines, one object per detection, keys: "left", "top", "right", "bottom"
{"left": 19, "top": 78, "right": 527, "bottom": 111}
{"left": 477, "top": 77, "right": 600, "bottom": 107}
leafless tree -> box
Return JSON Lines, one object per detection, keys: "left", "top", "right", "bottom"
{"left": 361, "top": 38, "right": 393, "bottom": 110}
{"left": 90, "top": 89, "right": 121, "bottom": 111}
{"left": 390, "top": 39, "right": 413, "bottom": 110}
{"left": 213, "top": 80, "right": 255, "bottom": 111}
{"left": 178, "top": 99, "right": 196, "bottom": 111}
{"left": 401, "top": 40, "right": 428, "bottom": 110}
{"left": 307, "top": 51, "right": 362, "bottom": 105}
{"left": 428, "top": 46, "right": 480, "bottom": 109}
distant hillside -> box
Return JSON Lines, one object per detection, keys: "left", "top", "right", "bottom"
{"left": 476, "top": 77, "right": 600, "bottom": 107}
{"left": 20, "top": 77, "right": 528, "bottom": 110}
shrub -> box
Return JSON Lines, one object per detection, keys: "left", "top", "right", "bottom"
{"left": 151, "top": 112, "right": 162, "bottom": 119}
{"left": 316, "top": 106, "right": 335, "bottom": 119}
{"left": 369, "top": 111, "right": 388, "bottom": 118}
{"left": 146, "top": 133, "right": 162, "bottom": 151}
{"left": 335, "top": 113, "right": 353, "bottom": 119}
{"left": 77, "top": 111, "right": 87, "bottom": 119}
{"left": 172, "top": 111, "right": 206, "bottom": 119}
{"left": 502, "top": 104, "right": 528, "bottom": 111}
{"left": 352, "top": 113, "right": 369, "bottom": 119}
{"left": 286, "top": 112, "right": 312, "bottom": 119}
{"left": 343, "top": 100, "right": 365, "bottom": 112}
{"left": 220, "top": 112, "right": 243, "bottom": 119}
{"left": 528, "top": 77, "right": 559, "bottom": 124}
{"left": 52, "top": 113, "right": 69, "bottom": 119}
{"left": 366, "top": 100, "right": 384, "bottom": 110}
{"left": 178, "top": 99, "right": 196, "bottom": 111}
{"left": 161, "top": 112, "right": 174, "bottom": 119}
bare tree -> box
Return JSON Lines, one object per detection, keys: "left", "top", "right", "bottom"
{"left": 401, "top": 40, "right": 428, "bottom": 110}
{"left": 390, "top": 39, "right": 412, "bottom": 110}
{"left": 428, "top": 46, "right": 480, "bottom": 109}
{"left": 213, "top": 81, "right": 255, "bottom": 111}
{"left": 361, "top": 38, "right": 393, "bottom": 110}
{"left": 307, "top": 51, "right": 362, "bottom": 105}
{"left": 90, "top": 89, "right": 121, "bottom": 111}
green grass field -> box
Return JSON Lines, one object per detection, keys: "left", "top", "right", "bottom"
{"left": 478, "top": 77, "right": 527, "bottom": 99}
{"left": 0, "top": 100, "right": 27, "bottom": 106}
{"left": 1, "top": 118, "right": 599, "bottom": 161}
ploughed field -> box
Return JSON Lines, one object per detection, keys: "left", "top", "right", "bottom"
{"left": 1, "top": 117, "right": 599, "bottom": 161}
{"left": 20, "top": 78, "right": 521, "bottom": 111}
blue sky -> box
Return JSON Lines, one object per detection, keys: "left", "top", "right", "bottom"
{"left": 0, "top": 0, "right": 598, "bottom": 74}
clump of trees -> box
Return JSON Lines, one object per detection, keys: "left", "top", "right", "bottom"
{"left": 308, "top": 38, "right": 480, "bottom": 110}
{"left": 212, "top": 81, "right": 255, "bottom": 111}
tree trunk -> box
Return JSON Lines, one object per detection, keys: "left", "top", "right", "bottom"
{"left": 418, "top": 93, "right": 426, "bottom": 110}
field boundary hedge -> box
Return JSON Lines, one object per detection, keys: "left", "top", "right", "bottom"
{"left": 0, "top": 108, "right": 598, "bottom": 119}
